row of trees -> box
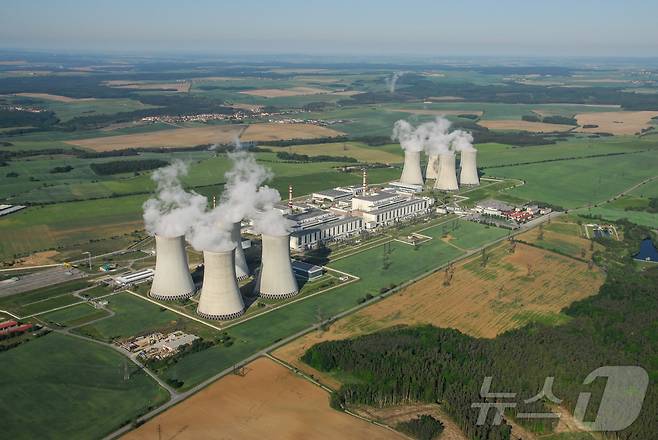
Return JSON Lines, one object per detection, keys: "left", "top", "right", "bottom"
{"left": 89, "top": 159, "right": 169, "bottom": 175}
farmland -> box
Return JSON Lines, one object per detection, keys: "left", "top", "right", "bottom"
{"left": 274, "top": 242, "right": 604, "bottom": 388}
{"left": 123, "top": 357, "right": 403, "bottom": 440}
{"left": 0, "top": 332, "right": 169, "bottom": 440}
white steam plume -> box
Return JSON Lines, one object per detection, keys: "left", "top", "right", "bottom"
{"left": 252, "top": 208, "right": 294, "bottom": 236}
{"left": 386, "top": 71, "right": 405, "bottom": 93}
{"left": 143, "top": 161, "right": 208, "bottom": 238}
{"left": 392, "top": 117, "right": 477, "bottom": 156}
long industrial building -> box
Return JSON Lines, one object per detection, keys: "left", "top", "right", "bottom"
{"left": 289, "top": 208, "right": 363, "bottom": 251}
{"left": 351, "top": 190, "right": 433, "bottom": 228}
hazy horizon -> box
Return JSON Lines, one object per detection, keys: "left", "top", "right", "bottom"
{"left": 2, "top": 0, "right": 657, "bottom": 58}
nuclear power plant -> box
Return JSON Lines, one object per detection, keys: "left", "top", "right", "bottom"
{"left": 425, "top": 154, "right": 439, "bottom": 180}
{"left": 197, "top": 248, "right": 245, "bottom": 320}
{"left": 255, "top": 233, "right": 299, "bottom": 299}
{"left": 232, "top": 222, "right": 250, "bottom": 280}
{"left": 150, "top": 235, "right": 196, "bottom": 300}
{"left": 434, "top": 153, "right": 459, "bottom": 191}
{"left": 459, "top": 150, "right": 480, "bottom": 186}
{"left": 399, "top": 151, "right": 424, "bottom": 186}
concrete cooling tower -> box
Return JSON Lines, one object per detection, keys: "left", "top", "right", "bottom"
{"left": 425, "top": 154, "right": 439, "bottom": 180}
{"left": 434, "top": 153, "right": 459, "bottom": 191}
{"left": 150, "top": 235, "right": 196, "bottom": 300}
{"left": 399, "top": 151, "right": 424, "bottom": 186}
{"left": 255, "top": 233, "right": 299, "bottom": 299}
{"left": 231, "top": 222, "right": 249, "bottom": 280}
{"left": 197, "top": 249, "right": 245, "bottom": 320}
{"left": 459, "top": 150, "right": 480, "bottom": 186}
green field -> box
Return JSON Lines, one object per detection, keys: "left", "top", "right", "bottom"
{"left": 0, "top": 332, "right": 169, "bottom": 440}
{"left": 74, "top": 292, "right": 198, "bottom": 342}
{"left": 577, "top": 206, "right": 658, "bottom": 228}
{"left": 0, "top": 278, "right": 91, "bottom": 316}
{"left": 485, "top": 150, "right": 658, "bottom": 209}
{"left": 41, "top": 303, "right": 110, "bottom": 327}
{"left": 159, "top": 220, "right": 502, "bottom": 390}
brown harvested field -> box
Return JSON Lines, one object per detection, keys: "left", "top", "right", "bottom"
{"left": 391, "top": 108, "right": 483, "bottom": 117}
{"left": 332, "top": 90, "right": 362, "bottom": 96}
{"left": 65, "top": 125, "right": 245, "bottom": 151}
{"left": 240, "top": 123, "right": 344, "bottom": 142}
{"left": 13, "top": 250, "right": 60, "bottom": 267}
{"left": 14, "top": 93, "right": 96, "bottom": 103}
{"left": 274, "top": 243, "right": 603, "bottom": 389}
{"left": 239, "top": 86, "right": 330, "bottom": 97}
{"left": 122, "top": 357, "right": 404, "bottom": 440}
{"left": 575, "top": 111, "right": 658, "bottom": 135}
{"left": 280, "top": 141, "right": 402, "bottom": 163}
{"left": 478, "top": 120, "right": 574, "bottom": 132}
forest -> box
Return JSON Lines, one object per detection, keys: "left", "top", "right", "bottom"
{"left": 303, "top": 220, "right": 657, "bottom": 440}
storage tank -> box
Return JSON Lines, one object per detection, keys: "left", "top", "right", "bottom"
{"left": 231, "top": 222, "right": 249, "bottom": 280}
{"left": 255, "top": 233, "right": 299, "bottom": 299}
{"left": 425, "top": 153, "right": 439, "bottom": 179}
{"left": 459, "top": 150, "right": 480, "bottom": 186}
{"left": 150, "top": 235, "right": 196, "bottom": 300}
{"left": 197, "top": 248, "right": 245, "bottom": 320}
{"left": 399, "top": 151, "right": 424, "bottom": 186}
{"left": 433, "top": 153, "right": 459, "bottom": 191}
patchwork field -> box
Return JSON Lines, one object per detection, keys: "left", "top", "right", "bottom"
{"left": 105, "top": 80, "right": 191, "bottom": 93}
{"left": 575, "top": 111, "right": 658, "bottom": 135}
{"left": 275, "top": 243, "right": 603, "bottom": 388}
{"left": 0, "top": 332, "right": 170, "bottom": 440}
{"left": 123, "top": 357, "right": 403, "bottom": 440}
{"left": 14, "top": 92, "right": 96, "bottom": 102}
{"left": 516, "top": 219, "right": 600, "bottom": 260}
{"left": 478, "top": 120, "right": 573, "bottom": 132}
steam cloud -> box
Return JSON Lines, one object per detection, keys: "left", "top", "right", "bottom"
{"left": 143, "top": 161, "right": 208, "bottom": 238}
{"left": 392, "top": 117, "right": 476, "bottom": 156}
{"left": 386, "top": 71, "right": 405, "bottom": 93}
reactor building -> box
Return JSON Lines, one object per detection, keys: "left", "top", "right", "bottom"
{"left": 197, "top": 248, "right": 245, "bottom": 320}
{"left": 459, "top": 150, "right": 480, "bottom": 186}
{"left": 399, "top": 151, "right": 424, "bottom": 186}
{"left": 255, "top": 233, "right": 299, "bottom": 299}
{"left": 150, "top": 235, "right": 196, "bottom": 300}
{"left": 434, "top": 153, "right": 459, "bottom": 191}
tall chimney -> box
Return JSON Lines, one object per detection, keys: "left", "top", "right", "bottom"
{"left": 459, "top": 150, "right": 480, "bottom": 186}
{"left": 150, "top": 235, "right": 196, "bottom": 300}
{"left": 288, "top": 184, "right": 293, "bottom": 209}
{"left": 197, "top": 248, "right": 245, "bottom": 320}
{"left": 434, "top": 153, "right": 459, "bottom": 191}
{"left": 231, "top": 221, "right": 249, "bottom": 280}
{"left": 399, "top": 151, "right": 424, "bottom": 186}
{"left": 255, "top": 233, "right": 299, "bottom": 299}
{"left": 362, "top": 168, "right": 368, "bottom": 193}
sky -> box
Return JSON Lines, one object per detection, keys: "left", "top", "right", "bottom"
{"left": 1, "top": 0, "right": 657, "bottom": 57}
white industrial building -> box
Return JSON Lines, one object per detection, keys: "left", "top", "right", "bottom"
{"left": 351, "top": 190, "right": 433, "bottom": 229}
{"left": 288, "top": 208, "right": 363, "bottom": 251}
{"left": 311, "top": 185, "right": 364, "bottom": 203}
{"left": 115, "top": 269, "right": 155, "bottom": 286}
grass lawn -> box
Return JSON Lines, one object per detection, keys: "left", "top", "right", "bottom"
{"left": 485, "top": 150, "right": 658, "bottom": 209}
{"left": 41, "top": 303, "right": 110, "bottom": 327}
{"left": 74, "top": 292, "right": 218, "bottom": 342}
{"left": 0, "top": 332, "right": 169, "bottom": 440}
{"left": 424, "top": 220, "right": 510, "bottom": 249}
{"left": 0, "top": 278, "right": 91, "bottom": 315}
{"left": 578, "top": 206, "right": 658, "bottom": 228}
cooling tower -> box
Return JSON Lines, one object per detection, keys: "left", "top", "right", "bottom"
{"left": 231, "top": 222, "right": 249, "bottom": 280}
{"left": 425, "top": 154, "right": 439, "bottom": 179}
{"left": 197, "top": 249, "right": 245, "bottom": 320}
{"left": 150, "top": 235, "right": 196, "bottom": 300}
{"left": 255, "top": 233, "right": 299, "bottom": 299}
{"left": 399, "top": 151, "right": 424, "bottom": 185}
{"left": 434, "top": 153, "right": 459, "bottom": 191}
{"left": 459, "top": 150, "right": 480, "bottom": 186}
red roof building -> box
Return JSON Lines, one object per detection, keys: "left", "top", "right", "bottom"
{"left": 0, "top": 323, "right": 32, "bottom": 335}
{"left": 0, "top": 320, "right": 18, "bottom": 330}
